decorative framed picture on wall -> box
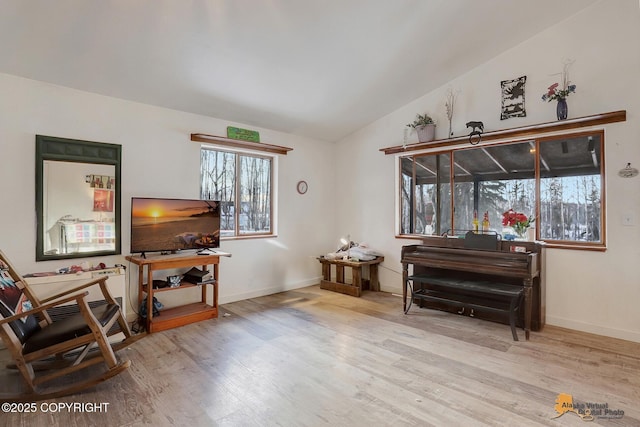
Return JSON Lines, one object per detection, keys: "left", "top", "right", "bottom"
{"left": 500, "top": 75, "right": 526, "bottom": 120}
{"left": 93, "top": 189, "right": 114, "bottom": 212}
{"left": 87, "top": 174, "right": 115, "bottom": 189}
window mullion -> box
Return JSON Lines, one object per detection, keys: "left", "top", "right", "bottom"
{"left": 449, "top": 152, "right": 455, "bottom": 232}
{"left": 411, "top": 157, "right": 416, "bottom": 234}
{"left": 235, "top": 154, "right": 241, "bottom": 236}
{"left": 534, "top": 139, "right": 540, "bottom": 241}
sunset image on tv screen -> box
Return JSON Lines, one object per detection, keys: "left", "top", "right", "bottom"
{"left": 131, "top": 198, "right": 220, "bottom": 253}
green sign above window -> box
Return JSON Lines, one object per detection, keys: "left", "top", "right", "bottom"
{"left": 227, "top": 126, "right": 260, "bottom": 143}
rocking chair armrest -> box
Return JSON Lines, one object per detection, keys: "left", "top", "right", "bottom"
{"left": 38, "top": 276, "right": 111, "bottom": 304}
{"left": 0, "top": 291, "right": 90, "bottom": 326}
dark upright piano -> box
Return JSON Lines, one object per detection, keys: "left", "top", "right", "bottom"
{"left": 401, "top": 237, "right": 544, "bottom": 340}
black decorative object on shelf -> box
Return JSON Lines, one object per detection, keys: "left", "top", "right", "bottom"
{"left": 466, "top": 121, "right": 484, "bottom": 145}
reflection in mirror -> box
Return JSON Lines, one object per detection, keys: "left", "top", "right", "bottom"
{"left": 36, "top": 135, "right": 121, "bottom": 261}
{"left": 43, "top": 161, "right": 116, "bottom": 256}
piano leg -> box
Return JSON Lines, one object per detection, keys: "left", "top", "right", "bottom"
{"left": 402, "top": 263, "right": 408, "bottom": 313}
{"left": 509, "top": 295, "right": 521, "bottom": 341}
{"left": 524, "top": 280, "right": 533, "bottom": 340}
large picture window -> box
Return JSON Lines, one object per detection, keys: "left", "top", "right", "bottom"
{"left": 538, "top": 134, "right": 602, "bottom": 242}
{"left": 399, "top": 131, "right": 604, "bottom": 248}
{"left": 201, "top": 148, "right": 273, "bottom": 237}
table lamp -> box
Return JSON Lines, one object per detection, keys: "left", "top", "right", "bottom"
{"left": 340, "top": 235, "right": 351, "bottom": 260}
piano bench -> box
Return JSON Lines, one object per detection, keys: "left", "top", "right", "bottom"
{"left": 407, "top": 275, "right": 525, "bottom": 341}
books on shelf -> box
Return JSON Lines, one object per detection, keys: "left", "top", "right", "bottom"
{"left": 182, "top": 267, "right": 215, "bottom": 285}
{"left": 184, "top": 277, "right": 216, "bottom": 286}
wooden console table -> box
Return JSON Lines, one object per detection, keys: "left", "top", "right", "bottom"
{"left": 126, "top": 252, "right": 229, "bottom": 333}
{"left": 318, "top": 256, "right": 384, "bottom": 297}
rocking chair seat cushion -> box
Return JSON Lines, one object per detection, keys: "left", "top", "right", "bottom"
{"left": 23, "top": 303, "right": 120, "bottom": 355}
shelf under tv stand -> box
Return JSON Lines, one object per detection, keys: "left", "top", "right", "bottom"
{"left": 125, "top": 253, "right": 230, "bottom": 333}
{"left": 147, "top": 302, "right": 217, "bottom": 333}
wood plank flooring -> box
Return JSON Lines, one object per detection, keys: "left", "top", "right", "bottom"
{"left": 2, "top": 285, "right": 639, "bottom": 426}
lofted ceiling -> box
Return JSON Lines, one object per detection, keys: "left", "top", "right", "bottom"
{"left": 0, "top": 0, "right": 598, "bottom": 142}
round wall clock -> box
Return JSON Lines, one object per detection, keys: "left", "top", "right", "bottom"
{"left": 296, "top": 180, "right": 308, "bottom": 194}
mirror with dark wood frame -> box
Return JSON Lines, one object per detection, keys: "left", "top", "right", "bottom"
{"left": 36, "top": 135, "right": 121, "bottom": 261}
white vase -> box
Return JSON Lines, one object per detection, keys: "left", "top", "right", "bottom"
{"left": 416, "top": 124, "right": 436, "bottom": 143}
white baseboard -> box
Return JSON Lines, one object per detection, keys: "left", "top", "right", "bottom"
{"left": 378, "top": 286, "right": 640, "bottom": 344}
{"left": 380, "top": 284, "right": 402, "bottom": 295}
{"left": 219, "top": 277, "right": 322, "bottom": 305}
{"left": 134, "top": 277, "right": 635, "bottom": 345}
{"left": 546, "top": 315, "right": 640, "bottom": 344}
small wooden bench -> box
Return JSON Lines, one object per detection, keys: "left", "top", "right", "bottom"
{"left": 407, "top": 274, "right": 525, "bottom": 341}
{"left": 318, "top": 256, "right": 384, "bottom": 297}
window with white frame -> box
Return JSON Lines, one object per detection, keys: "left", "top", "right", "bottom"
{"left": 200, "top": 148, "right": 274, "bottom": 237}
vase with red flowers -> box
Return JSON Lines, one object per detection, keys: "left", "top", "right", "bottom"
{"left": 502, "top": 209, "right": 535, "bottom": 239}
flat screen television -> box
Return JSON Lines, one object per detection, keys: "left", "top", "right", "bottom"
{"left": 130, "top": 197, "right": 220, "bottom": 255}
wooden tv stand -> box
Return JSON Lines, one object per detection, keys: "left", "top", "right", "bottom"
{"left": 126, "top": 252, "right": 229, "bottom": 333}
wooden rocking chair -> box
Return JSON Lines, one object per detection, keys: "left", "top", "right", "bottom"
{"left": 0, "top": 250, "right": 141, "bottom": 401}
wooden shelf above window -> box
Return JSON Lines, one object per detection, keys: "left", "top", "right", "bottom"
{"left": 191, "top": 133, "right": 293, "bottom": 155}
{"left": 380, "top": 110, "right": 627, "bottom": 155}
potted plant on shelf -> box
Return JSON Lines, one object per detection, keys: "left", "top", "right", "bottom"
{"left": 407, "top": 113, "right": 436, "bottom": 143}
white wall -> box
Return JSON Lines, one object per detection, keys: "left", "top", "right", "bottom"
{"left": 335, "top": 0, "right": 640, "bottom": 342}
{"left": 0, "top": 72, "right": 336, "bottom": 307}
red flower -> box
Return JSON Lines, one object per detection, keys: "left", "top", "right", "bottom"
{"left": 547, "top": 83, "right": 559, "bottom": 96}
{"left": 501, "top": 209, "right": 534, "bottom": 236}
{"left": 501, "top": 209, "right": 516, "bottom": 226}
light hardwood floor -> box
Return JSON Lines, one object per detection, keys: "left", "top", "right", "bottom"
{"left": 2, "top": 285, "right": 639, "bottom": 426}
